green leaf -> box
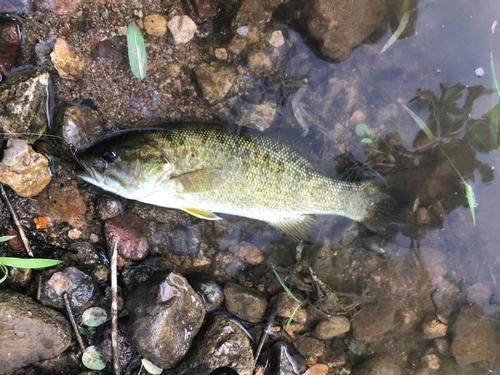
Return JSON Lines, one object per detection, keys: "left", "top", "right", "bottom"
{"left": 0, "top": 264, "right": 8, "bottom": 284}
{"left": 491, "top": 52, "right": 500, "bottom": 103}
{"left": 355, "top": 123, "right": 369, "bottom": 136}
{"left": 286, "top": 303, "right": 302, "bottom": 330}
{"left": 295, "top": 241, "right": 304, "bottom": 262}
{"left": 0, "top": 257, "right": 62, "bottom": 269}
{"left": 464, "top": 183, "right": 476, "bottom": 226}
{"left": 273, "top": 269, "right": 302, "bottom": 304}
{"left": 82, "top": 307, "right": 108, "bottom": 327}
{"left": 0, "top": 235, "right": 15, "bottom": 242}
{"left": 359, "top": 138, "right": 373, "bottom": 144}
{"left": 127, "top": 23, "right": 148, "bottom": 80}
{"left": 78, "top": 325, "right": 90, "bottom": 336}
{"left": 404, "top": 105, "right": 435, "bottom": 141}
{"left": 82, "top": 346, "right": 107, "bottom": 370}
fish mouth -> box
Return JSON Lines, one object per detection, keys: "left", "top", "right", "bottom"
{"left": 74, "top": 161, "right": 104, "bottom": 185}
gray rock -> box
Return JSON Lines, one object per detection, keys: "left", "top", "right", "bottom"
{"left": 237, "top": 100, "right": 276, "bottom": 131}
{"left": 167, "top": 16, "right": 197, "bottom": 45}
{"left": 313, "top": 316, "right": 351, "bottom": 340}
{"left": 125, "top": 271, "right": 206, "bottom": 369}
{"left": 451, "top": 304, "right": 497, "bottom": 366}
{"left": 351, "top": 300, "right": 396, "bottom": 341}
{"left": 40, "top": 266, "right": 100, "bottom": 314}
{"left": 224, "top": 282, "right": 268, "bottom": 323}
{"left": 168, "top": 317, "right": 254, "bottom": 375}
{"left": 264, "top": 341, "right": 306, "bottom": 375}
{"left": 56, "top": 104, "right": 103, "bottom": 150}
{"left": 194, "top": 62, "right": 237, "bottom": 104}
{"left": 0, "top": 289, "right": 71, "bottom": 374}
{"left": 352, "top": 355, "right": 402, "bottom": 375}
{"left": 193, "top": 280, "right": 224, "bottom": 312}
{"left": 97, "top": 196, "right": 123, "bottom": 221}
{"left": 0, "top": 67, "right": 52, "bottom": 143}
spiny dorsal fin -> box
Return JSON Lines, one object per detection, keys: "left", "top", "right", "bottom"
{"left": 182, "top": 207, "right": 222, "bottom": 220}
{"left": 265, "top": 214, "right": 316, "bottom": 241}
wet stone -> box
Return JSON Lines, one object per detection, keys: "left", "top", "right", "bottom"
{"left": 104, "top": 211, "right": 149, "bottom": 267}
{"left": 56, "top": 104, "right": 103, "bottom": 150}
{"left": 39, "top": 185, "right": 87, "bottom": 228}
{"left": 50, "top": 38, "right": 85, "bottom": 80}
{"left": 195, "top": 0, "right": 219, "bottom": 18}
{"left": 0, "top": 139, "right": 52, "bottom": 197}
{"left": 313, "top": 316, "right": 350, "bottom": 340}
{"left": 125, "top": 271, "right": 206, "bottom": 369}
{"left": 6, "top": 266, "right": 32, "bottom": 287}
{"left": 351, "top": 300, "right": 396, "bottom": 341}
{"left": 167, "top": 15, "right": 197, "bottom": 45}
{"left": 0, "top": 67, "right": 51, "bottom": 143}
{"left": 0, "top": 17, "right": 22, "bottom": 79}
{"left": 451, "top": 304, "right": 497, "bottom": 366}
{"left": 351, "top": 355, "right": 402, "bottom": 375}
{"left": 97, "top": 196, "right": 123, "bottom": 221}
{"left": 237, "top": 101, "right": 276, "bottom": 131}
{"left": 0, "top": 289, "right": 71, "bottom": 373}
{"left": 0, "top": 0, "right": 31, "bottom": 13}
{"left": 294, "top": 336, "right": 324, "bottom": 358}
{"left": 194, "top": 61, "right": 237, "bottom": 104}
{"left": 263, "top": 341, "right": 306, "bottom": 375}
{"left": 422, "top": 314, "right": 447, "bottom": 339}
{"left": 145, "top": 14, "right": 167, "bottom": 37}
{"left": 193, "top": 280, "right": 224, "bottom": 312}
{"left": 40, "top": 0, "right": 83, "bottom": 14}
{"left": 223, "top": 282, "right": 268, "bottom": 323}
{"left": 40, "top": 266, "right": 100, "bottom": 314}
{"left": 276, "top": 291, "right": 307, "bottom": 324}
{"left": 168, "top": 317, "right": 254, "bottom": 375}
{"left": 229, "top": 241, "right": 265, "bottom": 265}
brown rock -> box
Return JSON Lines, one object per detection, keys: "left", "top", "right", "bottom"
{"left": 144, "top": 14, "right": 167, "bottom": 37}
{"left": 57, "top": 104, "right": 103, "bottom": 149}
{"left": 41, "top": 0, "right": 83, "bottom": 14}
{"left": 0, "top": 18, "right": 22, "bottom": 79}
{"left": 304, "top": 364, "right": 329, "bottom": 375}
{"left": 104, "top": 211, "right": 149, "bottom": 267}
{"left": 352, "top": 355, "right": 402, "bottom": 375}
{"left": 229, "top": 241, "right": 265, "bottom": 265}
{"left": 39, "top": 185, "right": 87, "bottom": 228}
{"left": 313, "top": 316, "right": 350, "bottom": 339}
{"left": 50, "top": 38, "right": 85, "bottom": 80}
{"left": 227, "top": 34, "right": 247, "bottom": 54}
{"left": 294, "top": 336, "right": 324, "bottom": 358}
{"left": 194, "top": 62, "right": 237, "bottom": 104}
{"left": 351, "top": 300, "right": 396, "bottom": 341}
{"left": 276, "top": 291, "right": 307, "bottom": 324}
{"left": 224, "top": 282, "right": 267, "bottom": 323}
{"left": 422, "top": 314, "right": 447, "bottom": 339}
{"left": 195, "top": 0, "right": 219, "bottom": 18}
{"left": 0, "top": 139, "right": 52, "bottom": 197}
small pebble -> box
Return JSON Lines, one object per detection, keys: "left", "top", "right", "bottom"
{"left": 68, "top": 228, "right": 82, "bottom": 240}
{"left": 268, "top": 30, "right": 284, "bottom": 47}
{"left": 144, "top": 14, "right": 167, "bottom": 36}
{"left": 89, "top": 233, "right": 99, "bottom": 243}
{"left": 215, "top": 48, "right": 228, "bottom": 60}
{"left": 167, "top": 15, "right": 197, "bottom": 45}
{"left": 475, "top": 67, "right": 484, "bottom": 77}
{"left": 421, "top": 354, "right": 440, "bottom": 370}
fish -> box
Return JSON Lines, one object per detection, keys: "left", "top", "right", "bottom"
{"left": 75, "top": 123, "right": 398, "bottom": 240}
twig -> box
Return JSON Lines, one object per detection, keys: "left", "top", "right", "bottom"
{"left": 0, "top": 184, "right": 33, "bottom": 257}
{"left": 63, "top": 292, "right": 85, "bottom": 352}
{"left": 111, "top": 240, "right": 119, "bottom": 375}
{"left": 254, "top": 297, "right": 277, "bottom": 366}
{"left": 37, "top": 274, "right": 42, "bottom": 300}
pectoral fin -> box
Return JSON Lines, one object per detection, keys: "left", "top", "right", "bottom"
{"left": 182, "top": 207, "right": 222, "bottom": 220}
{"left": 172, "top": 168, "right": 222, "bottom": 193}
{"left": 265, "top": 214, "right": 316, "bottom": 241}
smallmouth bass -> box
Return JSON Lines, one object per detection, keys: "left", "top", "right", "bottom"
{"left": 76, "top": 123, "right": 392, "bottom": 240}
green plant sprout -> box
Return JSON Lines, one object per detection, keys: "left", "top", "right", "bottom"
{"left": 295, "top": 240, "right": 304, "bottom": 262}
{"left": 273, "top": 269, "right": 329, "bottom": 330}
{"left": 0, "top": 235, "right": 63, "bottom": 283}
{"left": 403, "top": 105, "right": 477, "bottom": 225}
{"left": 355, "top": 123, "right": 379, "bottom": 144}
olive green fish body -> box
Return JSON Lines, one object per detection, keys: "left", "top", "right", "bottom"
{"left": 76, "top": 123, "right": 383, "bottom": 239}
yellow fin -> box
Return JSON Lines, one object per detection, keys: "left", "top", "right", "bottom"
{"left": 182, "top": 207, "right": 222, "bottom": 220}
{"left": 265, "top": 215, "right": 316, "bottom": 241}
{"left": 172, "top": 168, "right": 222, "bottom": 194}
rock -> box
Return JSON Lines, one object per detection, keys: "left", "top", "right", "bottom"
{"left": 167, "top": 15, "right": 197, "bottom": 45}
{"left": 264, "top": 341, "right": 306, "bottom": 375}
{"left": 227, "top": 34, "right": 247, "bottom": 54}
{"left": 229, "top": 241, "right": 265, "bottom": 265}
{"left": 421, "top": 354, "right": 440, "bottom": 370}
{"left": 303, "top": 364, "right": 329, "bottom": 375}
{"left": 40, "top": 0, "right": 83, "bottom": 14}
{"left": 195, "top": 0, "right": 219, "bottom": 18}
{"left": 451, "top": 304, "right": 497, "bottom": 366}
{"left": 100, "top": 322, "right": 135, "bottom": 371}
{"left": 0, "top": 289, "right": 71, "bottom": 373}
{"left": 56, "top": 104, "right": 103, "bottom": 150}
{"left": 352, "top": 355, "right": 402, "bottom": 375}
{"left": 144, "top": 14, "right": 167, "bottom": 37}
{"left": 299, "top": 0, "right": 387, "bottom": 62}
{"left": 50, "top": 38, "right": 85, "bottom": 80}
{"left": 215, "top": 48, "right": 228, "bottom": 60}
{"left": 313, "top": 316, "right": 350, "bottom": 340}
{"left": 223, "top": 282, "right": 267, "bottom": 323}
{"left": 193, "top": 280, "right": 224, "bottom": 312}
{"left": 68, "top": 228, "right": 81, "bottom": 239}
{"left": 125, "top": 271, "right": 206, "bottom": 369}
{"left": 0, "top": 67, "right": 51, "bottom": 143}
{"left": 422, "top": 314, "right": 447, "bottom": 339}
{"left": 0, "top": 17, "right": 22, "bottom": 79}
{"left": 40, "top": 267, "right": 100, "bottom": 314}
{"left": 294, "top": 336, "right": 324, "bottom": 358}
{"left": 35, "top": 42, "right": 52, "bottom": 66}
{"left": 39, "top": 185, "right": 87, "bottom": 228}
{"left": 0, "top": 0, "right": 31, "bottom": 13}
{"left": 194, "top": 62, "right": 237, "bottom": 104}
{"left": 97, "top": 196, "right": 123, "bottom": 221}
{"left": 6, "top": 266, "right": 32, "bottom": 287}
{"left": 434, "top": 338, "right": 450, "bottom": 355}
{"left": 0, "top": 139, "right": 52, "bottom": 197}
{"left": 168, "top": 317, "right": 253, "bottom": 375}
{"left": 268, "top": 30, "right": 285, "bottom": 47}
{"left": 351, "top": 300, "right": 396, "bottom": 341}
{"left": 275, "top": 291, "right": 307, "bottom": 324}
{"left": 96, "top": 39, "right": 113, "bottom": 59}
{"left": 247, "top": 52, "right": 273, "bottom": 72}
{"left": 104, "top": 211, "right": 149, "bottom": 267}
{"left": 237, "top": 100, "right": 276, "bottom": 131}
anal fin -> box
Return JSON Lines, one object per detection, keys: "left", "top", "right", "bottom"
{"left": 182, "top": 207, "right": 222, "bottom": 220}
{"left": 265, "top": 214, "right": 316, "bottom": 241}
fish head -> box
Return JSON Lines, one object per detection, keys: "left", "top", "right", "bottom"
{"left": 75, "top": 132, "right": 173, "bottom": 200}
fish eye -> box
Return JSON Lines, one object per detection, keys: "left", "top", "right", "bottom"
{"left": 100, "top": 151, "right": 116, "bottom": 164}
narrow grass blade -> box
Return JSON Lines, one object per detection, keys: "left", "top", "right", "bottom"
{"left": 273, "top": 269, "right": 302, "bottom": 304}
{"left": 491, "top": 52, "right": 500, "bottom": 102}
{"left": 286, "top": 303, "right": 302, "bottom": 330}
{"left": 0, "top": 235, "right": 15, "bottom": 242}
{"left": 127, "top": 23, "right": 148, "bottom": 80}
{"left": 490, "top": 53, "right": 499, "bottom": 152}
{"left": 308, "top": 303, "right": 330, "bottom": 317}
{"left": 0, "top": 257, "right": 63, "bottom": 269}
{"left": 404, "top": 105, "right": 435, "bottom": 140}
{"left": 0, "top": 264, "right": 7, "bottom": 283}
{"left": 380, "top": 9, "right": 411, "bottom": 54}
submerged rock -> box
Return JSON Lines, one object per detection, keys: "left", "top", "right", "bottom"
{"left": 0, "top": 17, "right": 22, "bottom": 79}
{"left": 40, "top": 266, "right": 100, "bottom": 314}
{"left": 0, "top": 67, "right": 52, "bottom": 143}
{"left": 50, "top": 38, "right": 85, "bottom": 80}
{"left": 0, "top": 138, "right": 51, "bottom": 197}
{"left": 194, "top": 62, "right": 237, "bottom": 104}
{"left": 276, "top": 291, "right": 307, "bottom": 324}
{"left": 351, "top": 355, "right": 402, "bottom": 375}
{"left": 168, "top": 317, "right": 254, "bottom": 375}
{"left": 0, "top": 289, "right": 71, "bottom": 373}
{"left": 351, "top": 300, "right": 396, "bottom": 341}
{"left": 56, "top": 103, "right": 103, "bottom": 149}
{"left": 192, "top": 279, "right": 225, "bottom": 312}
{"left": 313, "top": 315, "right": 351, "bottom": 340}
{"left": 263, "top": 341, "right": 306, "bottom": 375}
{"left": 422, "top": 314, "right": 447, "bottom": 339}
{"left": 223, "top": 282, "right": 268, "bottom": 323}
{"left": 125, "top": 271, "right": 206, "bottom": 369}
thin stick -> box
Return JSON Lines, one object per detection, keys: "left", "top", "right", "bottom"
{"left": 63, "top": 292, "right": 85, "bottom": 352}
{"left": 0, "top": 184, "right": 33, "bottom": 257}
{"left": 111, "top": 240, "right": 119, "bottom": 374}
{"left": 254, "top": 297, "right": 277, "bottom": 366}
{"left": 37, "top": 274, "right": 42, "bottom": 300}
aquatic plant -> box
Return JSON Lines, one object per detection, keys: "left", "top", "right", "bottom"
{"left": 490, "top": 52, "right": 499, "bottom": 153}
{"left": 127, "top": 23, "right": 148, "bottom": 81}
{"left": 355, "top": 123, "right": 379, "bottom": 144}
